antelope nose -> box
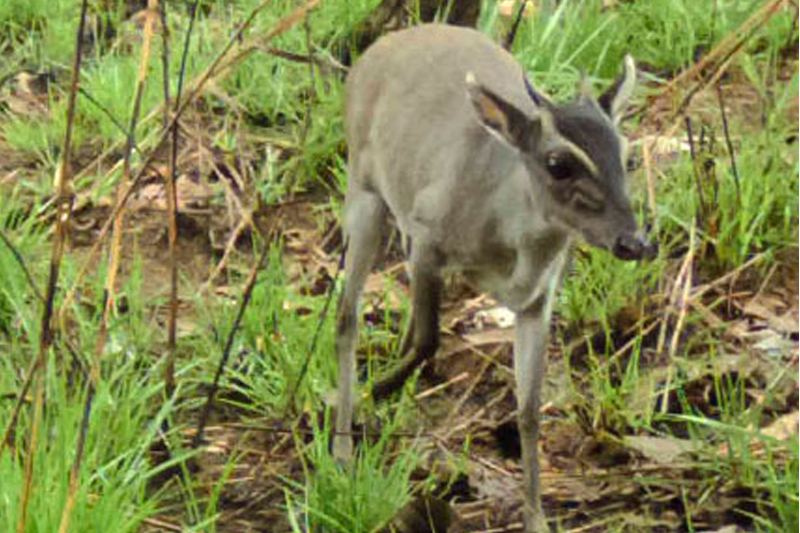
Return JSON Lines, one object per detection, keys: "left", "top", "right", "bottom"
{"left": 612, "top": 233, "right": 646, "bottom": 261}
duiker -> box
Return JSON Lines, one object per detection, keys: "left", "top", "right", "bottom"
{"left": 334, "top": 24, "right": 651, "bottom": 532}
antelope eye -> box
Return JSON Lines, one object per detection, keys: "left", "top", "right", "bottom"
{"left": 545, "top": 152, "right": 577, "bottom": 181}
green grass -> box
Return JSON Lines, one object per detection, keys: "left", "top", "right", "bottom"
{"left": 2, "top": 96, "right": 76, "bottom": 173}
{"left": 193, "top": 245, "right": 339, "bottom": 413}
{"left": 498, "top": 0, "right": 793, "bottom": 88}
{"left": 674, "top": 413, "right": 799, "bottom": 532}
{"left": 0, "top": 316, "right": 181, "bottom": 533}
{"left": 0, "top": 190, "right": 196, "bottom": 532}
{"left": 653, "top": 75, "right": 799, "bottom": 270}
{"left": 0, "top": 0, "right": 73, "bottom": 40}
{"left": 287, "top": 407, "right": 427, "bottom": 533}
{"left": 0, "top": 194, "right": 47, "bottom": 335}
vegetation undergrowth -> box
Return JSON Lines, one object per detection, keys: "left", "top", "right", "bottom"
{"left": 0, "top": 0, "right": 796, "bottom": 532}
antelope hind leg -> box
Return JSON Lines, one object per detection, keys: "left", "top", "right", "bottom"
{"left": 333, "top": 187, "right": 386, "bottom": 461}
{"left": 371, "top": 244, "right": 441, "bottom": 401}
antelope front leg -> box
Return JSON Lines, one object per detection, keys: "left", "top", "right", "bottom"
{"left": 514, "top": 304, "right": 552, "bottom": 533}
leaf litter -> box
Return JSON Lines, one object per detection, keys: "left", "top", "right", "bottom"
{"left": 1, "top": 2, "right": 797, "bottom": 532}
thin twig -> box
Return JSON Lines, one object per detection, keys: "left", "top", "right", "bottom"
{"left": 152, "top": 0, "right": 181, "bottom": 485}
{"left": 218, "top": 421, "right": 427, "bottom": 440}
{"left": 159, "top": 0, "right": 171, "bottom": 131}
{"left": 164, "top": 0, "right": 201, "bottom": 398}
{"left": 690, "top": 252, "right": 765, "bottom": 300}
{"left": 442, "top": 326, "right": 515, "bottom": 379}
{"left": 663, "top": 0, "right": 788, "bottom": 100}
{"left": 593, "top": 316, "right": 662, "bottom": 375}
{"left": 784, "top": 4, "right": 799, "bottom": 51}
{"left": 261, "top": 45, "right": 347, "bottom": 74}
{"left": 141, "top": 517, "right": 183, "bottom": 532}
{"left": 655, "top": 239, "right": 694, "bottom": 369}
{"left": 503, "top": 0, "right": 529, "bottom": 51}
{"left": 14, "top": 2, "right": 89, "bottom": 532}
{"left": 58, "top": 106, "right": 160, "bottom": 186}
{"left": 300, "top": 13, "right": 316, "bottom": 144}
{"left": 716, "top": 83, "right": 741, "bottom": 202}
{"left": 0, "top": 356, "right": 38, "bottom": 454}
{"left": 414, "top": 371, "right": 470, "bottom": 400}
{"left": 443, "top": 383, "right": 512, "bottom": 440}
{"left": 684, "top": 116, "right": 707, "bottom": 226}
{"left": 94, "top": 0, "right": 157, "bottom": 362}
{"left": 467, "top": 523, "right": 524, "bottom": 533}
{"left": 61, "top": 0, "right": 328, "bottom": 208}
{"left": 661, "top": 222, "right": 697, "bottom": 413}
{"left": 284, "top": 243, "right": 346, "bottom": 413}
{"left": 207, "top": 0, "right": 325, "bottom": 82}
{"left": 629, "top": 0, "right": 787, "bottom": 129}
{"left": 198, "top": 213, "right": 254, "bottom": 293}
{"left": 192, "top": 243, "right": 271, "bottom": 449}
{"left": 641, "top": 138, "right": 659, "bottom": 236}
{"left": 56, "top": 387, "right": 95, "bottom": 533}
{"left": 77, "top": 88, "right": 141, "bottom": 154}
{"left": 445, "top": 355, "right": 494, "bottom": 422}
{"left": 58, "top": 4, "right": 159, "bottom": 533}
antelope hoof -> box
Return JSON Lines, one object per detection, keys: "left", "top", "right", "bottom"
{"left": 332, "top": 435, "right": 353, "bottom": 463}
{"left": 529, "top": 515, "right": 551, "bottom": 533}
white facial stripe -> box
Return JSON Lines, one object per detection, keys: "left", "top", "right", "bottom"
{"left": 562, "top": 139, "right": 599, "bottom": 177}
{"left": 542, "top": 111, "right": 601, "bottom": 177}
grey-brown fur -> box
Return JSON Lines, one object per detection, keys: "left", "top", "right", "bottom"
{"left": 334, "top": 24, "right": 649, "bottom": 533}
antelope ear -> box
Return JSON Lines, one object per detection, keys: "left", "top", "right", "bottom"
{"left": 598, "top": 54, "right": 636, "bottom": 124}
{"left": 524, "top": 75, "right": 555, "bottom": 110}
{"left": 466, "top": 71, "right": 540, "bottom": 150}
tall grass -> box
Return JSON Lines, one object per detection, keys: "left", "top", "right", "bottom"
{"left": 0, "top": 254, "right": 182, "bottom": 533}
{"left": 0, "top": 0, "right": 796, "bottom": 531}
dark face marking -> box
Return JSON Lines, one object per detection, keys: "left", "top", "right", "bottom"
{"left": 520, "top": 100, "right": 640, "bottom": 250}
{"left": 552, "top": 102, "right": 625, "bottom": 187}
{"left": 544, "top": 150, "right": 585, "bottom": 181}
{"left": 466, "top": 71, "right": 646, "bottom": 255}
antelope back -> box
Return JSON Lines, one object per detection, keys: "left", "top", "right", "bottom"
{"left": 345, "top": 24, "right": 647, "bottom": 260}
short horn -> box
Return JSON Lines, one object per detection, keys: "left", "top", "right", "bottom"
{"left": 578, "top": 69, "right": 592, "bottom": 100}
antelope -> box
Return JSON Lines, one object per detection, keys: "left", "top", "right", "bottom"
{"left": 333, "top": 24, "right": 652, "bottom": 533}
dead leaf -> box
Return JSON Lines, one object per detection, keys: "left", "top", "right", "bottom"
{"left": 743, "top": 294, "right": 798, "bottom": 334}
{"left": 440, "top": 327, "right": 515, "bottom": 358}
{"left": 751, "top": 330, "right": 797, "bottom": 359}
{"left": 462, "top": 327, "right": 516, "bottom": 348}
{"left": 475, "top": 306, "right": 515, "bottom": 328}
{"left": 636, "top": 135, "right": 690, "bottom": 168}
{"left": 497, "top": 0, "right": 537, "bottom": 18}
{"left": 761, "top": 411, "right": 799, "bottom": 441}
{"left": 129, "top": 174, "right": 215, "bottom": 212}
{"left": 623, "top": 435, "right": 700, "bottom": 464}
{"left": 697, "top": 526, "right": 744, "bottom": 533}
